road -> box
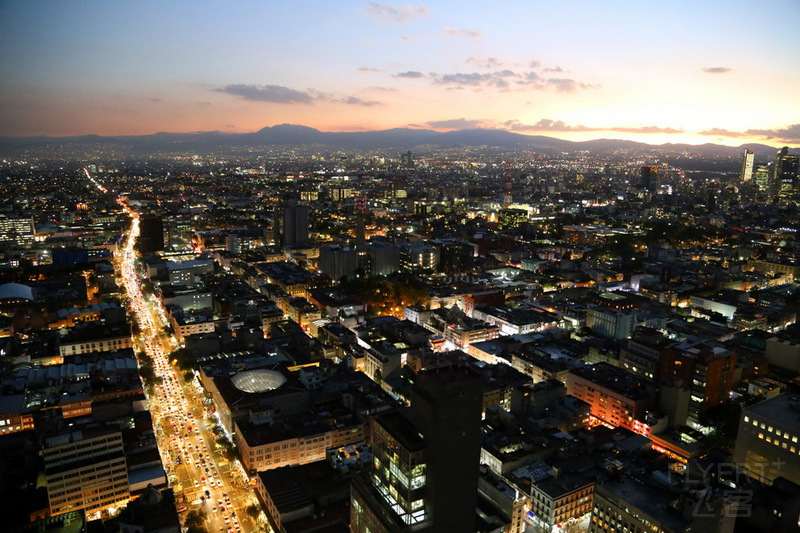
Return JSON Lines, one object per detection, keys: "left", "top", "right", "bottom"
{"left": 85, "top": 169, "right": 267, "bottom": 533}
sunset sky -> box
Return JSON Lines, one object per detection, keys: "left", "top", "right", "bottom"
{"left": 1, "top": 0, "right": 799, "bottom": 147}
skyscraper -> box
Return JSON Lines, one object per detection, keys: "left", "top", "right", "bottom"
{"left": 740, "top": 148, "right": 755, "bottom": 181}
{"left": 282, "top": 201, "right": 309, "bottom": 247}
{"left": 774, "top": 146, "right": 799, "bottom": 196}
{"left": 640, "top": 166, "right": 659, "bottom": 192}
{"left": 138, "top": 215, "right": 164, "bottom": 253}
{"left": 351, "top": 365, "right": 484, "bottom": 532}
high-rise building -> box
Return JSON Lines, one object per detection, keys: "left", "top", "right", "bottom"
{"left": 661, "top": 341, "right": 736, "bottom": 426}
{"left": 138, "top": 215, "right": 164, "bottom": 253}
{"left": 317, "top": 244, "right": 358, "bottom": 282}
{"left": 0, "top": 216, "right": 35, "bottom": 245}
{"left": 283, "top": 202, "right": 309, "bottom": 247}
{"left": 401, "top": 150, "right": 414, "bottom": 168}
{"left": 351, "top": 365, "right": 484, "bottom": 532}
{"left": 774, "top": 146, "right": 799, "bottom": 196}
{"left": 640, "top": 166, "right": 659, "bottom": 192}
{"left": 43, "top": 429, "right": 130, "bottom": 518}
{"left": 754, "top": 164, "right": 771, "bottom": 198}
{"left": 740, "top": 148, "right": 755, "bottom": 181}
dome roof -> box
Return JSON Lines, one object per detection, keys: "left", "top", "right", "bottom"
{"left": 231, "top": 369, "right": 287, "bottom": 393}
{"left": 0, "top": 282, "right": 34, "bottom": 301}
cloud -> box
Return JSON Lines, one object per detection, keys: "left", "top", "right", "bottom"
{"left": 443, "top": 26, "right": 482, "bottom": 38}
{"left": 504, "top": 119, "right": 684, "bottom": 134}
{"left": 702, "top": 67, "right": 732, "bottom": 74}
{"left": 395, "top": 70, "right": 425, "bottom": 78}
{"left": 216, "top": 84, "right": 314, "bottom": 104}
{"left": 337, "top": 96, "right": 382, "bottom": 106}
{"left": 426, "top": 118, "right": 485, "bottom": 129}
{"left": 546, "top": 78, "right": 578, "bottom": 92}
{"left": 216, "top": 84, "right": 381, "bottom": 107}
{"left": 364, "top": 3, "right": 429, "bottom": 23}
{"left": 698, "top": 128, "right": 746, "bottom": 137}
{"left": 745, "top": 124, "right": 800, "bottom": 141}
{"left": 358, "top": 66, "right": 381, "bottom": 72}
{"left": 466, "top": 56, "right": 502, "bottom": 68}
{"left": 420, "top": 69, "right": 594, "bottom": 92}
{"left": 528, "top": 60, "right": 541, "bottom": 68}
{"left": 432, "top": 70, "right": 520, "bottom": 89}
{"left": 698, "top": 124, "right": 800, "bottom": 142}
{"left": 543, "top": 66, "right": 564, "bottom": 73}
{"left": 505, "top": 119, "right": 591, "bottom": 132}
{"left": 613, "top": 125, "right": 684, "bottom": 134}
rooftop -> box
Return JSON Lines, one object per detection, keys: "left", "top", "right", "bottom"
{"left": 231, "top": 368, "right": 287, "bottom": 393}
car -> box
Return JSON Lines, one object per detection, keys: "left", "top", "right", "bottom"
{"left": 205, "top": 489, "right": 211, "bottom": 498}
{"left": 177, "top": 505, "right": 187, "bottom": 512}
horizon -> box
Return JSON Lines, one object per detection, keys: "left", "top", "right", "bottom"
{"left": 1, "top": 122, "right": 791, "bottom": 152}
{"left": 1, "top": 1, "right": 799, "bottom": 147}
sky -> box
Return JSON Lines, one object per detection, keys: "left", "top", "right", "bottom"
{"left": 1, "top": 0, "right": 799, "bottom": 147}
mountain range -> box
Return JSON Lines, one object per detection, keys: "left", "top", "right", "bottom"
{"left": 0, "top": 124, "right": 782, "bottom": 159}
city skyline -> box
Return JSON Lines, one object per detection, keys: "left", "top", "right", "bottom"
{"left": 1, "top": 0, "right": 799, "bottom": 147}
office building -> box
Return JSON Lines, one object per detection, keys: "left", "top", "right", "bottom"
{"left": 567, "top": 363, "right": 660, "bottom": 436}
{"left": 351, "top": 365, "right": 484, "bottom": 532}
{"left": 283, "top": 202, "right": 309, "bottom": 247}
{"left": 740, "top": 148, "right": 755, "bottom": 182}
{"left": 0, "top": 216, "right": 35, "bottom": 245}
{"left": 138, "top": 215, "right": 164, "bottom": 253}
{"left": 661, "top": 341, "right": 736, "bottom": 426}
{"left": 44, "top": 429, "right": 130, "bottom": 518}
{"left": 640, "top": 166, "right": 659, "bottom": 192}
{"left": 590, "top": 475, "right": 732, "bottom": 533}
{"left": 733, "top": 393, "right": 800, "bottom": 486}
{"left": 774, "top": 146, "right": 799, "bottom": 196}
{"left": 317, "top": 244, "right": 358, "bottom": 282}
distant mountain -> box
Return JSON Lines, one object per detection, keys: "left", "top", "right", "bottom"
{"left": 0, "top": 124, "right": 786, "bottom": 159}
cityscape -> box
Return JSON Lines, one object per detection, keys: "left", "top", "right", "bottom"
{"left": 2, "top": 2, "right": 800, "bottom": 533}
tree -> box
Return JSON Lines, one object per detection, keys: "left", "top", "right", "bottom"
{"left": 185, "top": 509, "right": 206, "bottom": 529}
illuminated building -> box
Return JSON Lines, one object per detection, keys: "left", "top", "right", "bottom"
{"left": 0, "top": 216, "right": 35, "bottom": 245}
{"left": 400, "top": 242, "right": 439, "bottom": 272}
{"left": 639, "top": 166, "right": 659, "bottom": 192}
{"left": 498, "top": 208, "right": 527, "bottom": 229}
{"left": 566, "top": 363, "right": 664, "bottom": 437}
{"left": 351, "top": 365, "right": 483, "bottom": 532}
{"left": 512, "top": 461, "right": 594, "bottom": 531}
{"left": 590, "top": 475, "right": 733, "bottom": 533}
{"left": 740, "top": 148, "right": 755, "bottom": 181}
{"left": 774, "top": 146, "right": 799, "bottom": 196}
{"left": 660, "top": 341, "right": 736, "bottom": 426}
{"left": 733, "top": 393, "right": 800, "bottom": 486}
{"left": 43, "top": 429, "right": 130, "bottom": 517}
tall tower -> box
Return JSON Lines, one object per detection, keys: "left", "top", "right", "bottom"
{"left": 351, "top": 365, "right": 483, "bottom": 532}
{"left": 503, "top": 167, "right": 513, "bottom": 208}
{"left": 640, "top": 166, "right": 659, "bottom": 192}
{"left": 774, "top": 146, "right": 799, "bottom": 197}
{"left": 740, "top": 148, "right": 755, "bottom": 182}
{"left": 138, "top": 215, "right": 164, "bottom": 253}
{"left": 282, "top": 201, "right": 309, "bottom": 247}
